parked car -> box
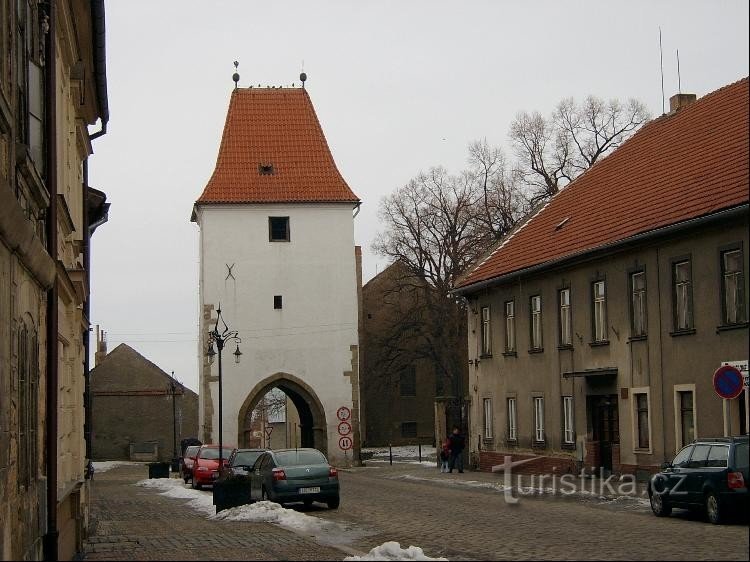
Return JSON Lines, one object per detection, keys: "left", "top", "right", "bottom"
{"left": 180, "top": 445, "right": 201, "bottom": 484}
{"left": 648, "top": 436, "right": 749, "bottom": 524}
{"left": 191, "top": 445, "right": 235, "bottom": 489}
{"left": 250, "top": 448, "right": 340, "bottom": 509}
{"left": 220, "top": 448, "right": 268, "bottom": 478}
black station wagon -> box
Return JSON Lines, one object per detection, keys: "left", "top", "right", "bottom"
{"left": 648, "top": 436, "right": 749, "bottom": 524}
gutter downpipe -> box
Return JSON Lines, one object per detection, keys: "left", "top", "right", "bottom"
{"left": 82, "top": 161, "right": 91, "bottom": 469}
{"left": 43, "top": 0, "right": 59, "bottom": 559}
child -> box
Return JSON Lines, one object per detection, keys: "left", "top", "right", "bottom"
{"left": 439, "top": 439, "right": 451, "bottom": 473}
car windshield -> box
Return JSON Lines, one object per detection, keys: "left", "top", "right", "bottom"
{"left": 232, "top": 451, "right": 263, "bottom": 467}
{"left": 735, "top": 443, "right": 749, "bottom": 470}
{"left": 275, "top": 450, "right": 327, "bottom": 466}
{"left": 200, "top": 448, "right": 234, "bottom": 460}
{"left": 185, "top": 446, "right": 200, "bottom": 457}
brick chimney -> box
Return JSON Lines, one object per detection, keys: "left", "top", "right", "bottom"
{"left": 94, "top": 325, "right": 108, "bottom": 366}
{"left": 669, "top": 93, "right": 697, "bottom": 112}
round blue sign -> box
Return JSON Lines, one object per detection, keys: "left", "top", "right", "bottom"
{"left": 713, "top": 365, "right": 744, "bottom": 399}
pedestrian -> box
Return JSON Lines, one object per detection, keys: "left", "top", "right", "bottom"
{"left": 447, "top": 426, "right": 465, "bottom": 473}
{"left": 439, "top": 439, "right": 451, "bottom": 473}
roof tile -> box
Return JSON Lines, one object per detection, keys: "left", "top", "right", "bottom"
{"left": 196, "top": 88, "right": 359, "bottom": 204}
{"left": 458, "top": 77, "right": 749, "bottom": 289}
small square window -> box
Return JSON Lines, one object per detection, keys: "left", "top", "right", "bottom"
{"left": 401, "top": 422, "right": 417, "bottom": 438}
{"left": 269, "top": 217, "right": 290, "bottom": 242}
{"left": 274, "top": 296, "right": 283, "bottom": 309}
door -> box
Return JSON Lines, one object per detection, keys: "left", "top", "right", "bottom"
{"left": 589, "top": 395, "right": 619, "bottom": 472}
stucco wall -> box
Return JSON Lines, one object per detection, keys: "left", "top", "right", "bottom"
{"left": 196, "top": 203, "right": 360, "bottom": 465}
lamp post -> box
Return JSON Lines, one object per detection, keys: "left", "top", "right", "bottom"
{"left": 206, "top": 305, "right": 242, "bottom": 468}
{"left": 167, "top": 374, "right": 179, "bottom": 472}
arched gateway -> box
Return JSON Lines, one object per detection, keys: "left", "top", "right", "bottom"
{"left": 191, "top": 84, "right": 362, "bottom": 466}
{"left": 238, "top": 373, "right": 327, "bottom": 452}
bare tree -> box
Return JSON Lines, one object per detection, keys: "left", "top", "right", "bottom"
{"left": 510, "top": 96, "right": 650, "bottom": 203}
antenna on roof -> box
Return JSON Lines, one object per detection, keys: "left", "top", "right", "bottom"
{"left": 659, "top": 27, "right": 665, "bottom": 114}
{"left": 300, "top": 60, "right": 306, "bottom": 89}
{"left": 676, "top": 49, "right": 682, "bottom": 94}
{"left": 232, "top": 61, "right": 240, "bottom": 89}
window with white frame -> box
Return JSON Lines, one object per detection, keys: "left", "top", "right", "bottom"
{"left": 483, "top": 398, "right": 493, "bottom": 440}
{"left": 631, "top": 271, "right": 647, "bottom": 337}
{"left": 563, "top": 396, "right": 574, "bottom": 444}
{"left": 593, "top": 280, "right": 607, "bottom": 342}
{"left": 721, "top": 249, "right": 746, "bottom": 325}
{"left": 673, "top": 260, "right": 693, "bottom": 331}
{"left": 533, "top": 397, "right": 545, "bottom": 443}
{"left": 507, "top": 398, "right": 517, "bottom": 441}
{"left": 677, "top": 390, "right": 695, "bottom": 448}
{"left": 481, "top": 306, "right": 491, "bottom": 356}
{"left": 530, "top": 295, "right": 542, "bottom": 350}
{"left": 559, "top": 288, "right": 571, "bottom": 346}
{"left": 635, "top": 392, "right": 650, "bottom": 449}
{"left": 504, "top": 301, "right": 515, "bottom": 353}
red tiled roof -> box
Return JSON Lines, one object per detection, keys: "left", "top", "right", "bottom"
{"left": 457, "top": 77, "right": 749, "bottom": 291}
{"left": 196, "top": 88, "right": 359, "bottom": 204}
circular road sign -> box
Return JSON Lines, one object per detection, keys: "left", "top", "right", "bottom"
{"left": 339, "top": 436, "right": 353, "bottom": 451}
{"left": 713, "top": 365, "right": 744, "bottom": 400}
{"left": 338, "top": 421, "right": 352, "bottom": 436}
{"left": 336, "top": 406, "right": 351, "bottom": 422}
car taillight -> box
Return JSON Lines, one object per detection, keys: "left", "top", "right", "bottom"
{"left": 728, "top": 471, "right": 745, "bottom": 489}
{"left": 329, "top": 466, "right": 338, "bottom": 478}
{"left": 272, "top": 468, "right": 287, "bottom": 481}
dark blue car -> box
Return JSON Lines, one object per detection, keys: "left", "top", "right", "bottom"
{"left": 648, "top": 436, "right": 749, "bottom": 524}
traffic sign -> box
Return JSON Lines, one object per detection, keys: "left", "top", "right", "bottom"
{"left": 713, "top": 365, "right": 744, "bottom": 399}
{"left": 336, "top": 406, "right": 351, "bottom": 422}
{"left": 338, "top": 436, "right": 353, "bottom": 451}
{"left": 337, "top": 421, "right": 352, "bottom": 436}
{"left": 264, "top": 426, "right": 273, "bottom": 437}
{"left": 721, "top": 360, "right": 749, "bottom": 388}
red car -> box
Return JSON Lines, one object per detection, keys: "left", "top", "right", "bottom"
{"left": 191, "top": 445, "right": 235, "bottom": 489}
{"left": 180, "top": 445, "right": 201, "bottom": 484}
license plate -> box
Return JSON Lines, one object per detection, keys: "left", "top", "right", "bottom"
{"left": 299, "top": 487, "right": 320, "bottom": 494}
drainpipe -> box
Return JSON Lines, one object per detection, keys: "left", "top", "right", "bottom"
{"left": 83, "top": 160, "right": 92, "bottom": 467}
{"left": 43, "top": 0, "right": 59, "bottom": 559}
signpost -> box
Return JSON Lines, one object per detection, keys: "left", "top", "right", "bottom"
{"left": 721, "top": 360, "right": 749, "bottom": 437}
{"left": 336, "top": 406, "right": 354, "bottom": 457}
{"left": 338, "top": 436, "right": 353, "bottom": 451}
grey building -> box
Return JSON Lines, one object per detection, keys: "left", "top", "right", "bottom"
{"left": 91, "top": 342, "right": 199, "bottom": 463}
{"left": 455, "top": 79, "right": 749, "bottom": 477}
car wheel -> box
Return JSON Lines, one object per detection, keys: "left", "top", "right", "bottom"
{"left": 705, "top": 491, "right": 724, "bottom": 525}
{"left": 192, "top": 478, "right": 201, "bottom": 491}
{"left": 327, "top": 496, "right": 340, "bottom": 510}
{"left": 649, "top": 490, "right": 671, "bottom": 517}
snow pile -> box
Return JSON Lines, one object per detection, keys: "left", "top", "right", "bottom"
{"left": 344, "top": 541, "right": 447, "bottom": 561}
{"left": 363, "top": 446, "right": 437, "bottom": 466}
{"left": 212, "top": 500, "right": 333, "bottom": 534}
{"left": 135, "top": 477, "right": 215, "bottom": 516}
{"left": 92, "top": 461, "right": 141, "bottom": 473}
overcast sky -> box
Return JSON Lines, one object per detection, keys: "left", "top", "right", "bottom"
{"left": 87, "top": 0, "right": 749, "bottom": 392}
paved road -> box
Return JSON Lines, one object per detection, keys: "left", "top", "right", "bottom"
{"left": 84, "top": 463, "right": 749, "bottom": 561}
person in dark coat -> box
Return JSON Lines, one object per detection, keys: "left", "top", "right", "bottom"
{"left": 447, "top": 426, "right": 465, "bottom": 473}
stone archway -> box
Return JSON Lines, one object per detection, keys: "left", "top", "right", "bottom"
{"left": 237, "top": 373, "right": 328, "bottom": 455}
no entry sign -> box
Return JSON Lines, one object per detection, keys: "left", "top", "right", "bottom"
{"left": 713, "top": 365, "right": 744, "bottom": 399}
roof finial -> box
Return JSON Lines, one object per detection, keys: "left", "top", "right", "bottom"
{"left": 300, "top": 60, "right": 306, "bottom": 89}
{"left": 232, "top": 61, "right": 240, "bottom": 89}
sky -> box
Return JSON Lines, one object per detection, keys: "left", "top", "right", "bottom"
{"left": 87, "top": 0, "right": 749, "bottom": 392}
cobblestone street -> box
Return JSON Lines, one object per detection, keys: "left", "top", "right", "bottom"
{"left": 84, "top": 463, "right": 749, "bottom": 561}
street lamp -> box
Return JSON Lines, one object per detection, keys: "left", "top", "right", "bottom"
{"left": 167, "top": 374, "right": 180, "bottom": 472}
{"left": 205, "top": 304, "right": 241, "bottom": 469}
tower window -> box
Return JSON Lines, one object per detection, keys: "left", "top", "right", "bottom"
{"left": 274, "top": 296, "right": 283, "bottom": 309}
{"left": 269, "top": 217, "right": 290, "bottom": 242}
{"left": 259, "top": 163, "right": 274, "bottom": 175}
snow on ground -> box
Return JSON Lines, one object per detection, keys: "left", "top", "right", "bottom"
{"left": 136, "top": 477, "right": 215, "bottom": 516}
{"left": 212, "top": 500, "right": 333, "bottom": 533}
{"left": 92, "top": 461, "right": 142, "bottom": 473}
{"left": 344, "top": 541, "right": 448, "bottom": 561}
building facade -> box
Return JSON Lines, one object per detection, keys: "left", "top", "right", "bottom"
{"left": 91, "top": 343, "right": 199, "bottom": 463}
{"left": 361, "top": 261, "right": 444, "bottom": 447}
{"left": 0, "top": 0, "right": 109, "bottom": 559}
{"left": 456, "top": 80, "right": 749, "bottom": 478}
{"left": 192, "top": 85, "right": 362, "bottom": 466}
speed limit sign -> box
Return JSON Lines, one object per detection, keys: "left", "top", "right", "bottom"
{"left": 338, "top": 421, "right": 352, "bottom": 436}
